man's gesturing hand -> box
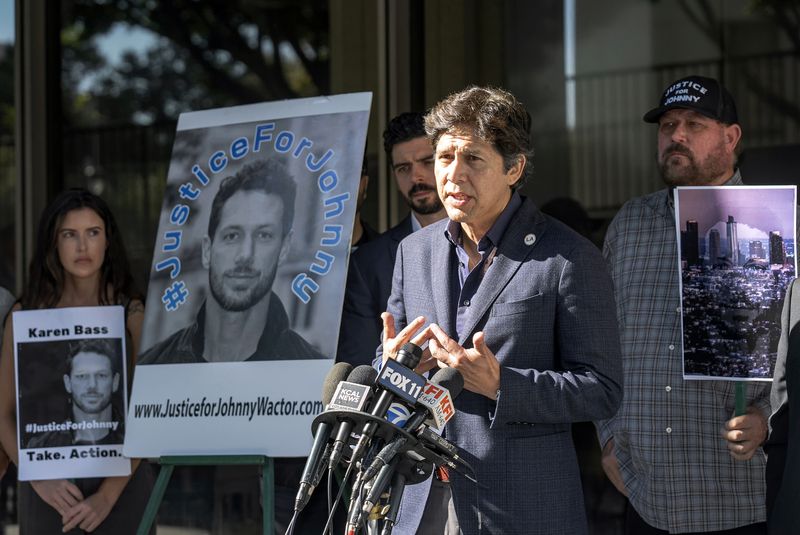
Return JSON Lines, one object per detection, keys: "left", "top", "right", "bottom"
{"left": 428, "top": 324, "right": 500, "bottom": 399}
{"left": 380, "top": 312, "right": 436, "bottom": 374}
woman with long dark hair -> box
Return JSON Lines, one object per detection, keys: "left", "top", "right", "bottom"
{"left": 0, "top": 188, "right": 152, "bottom": 534}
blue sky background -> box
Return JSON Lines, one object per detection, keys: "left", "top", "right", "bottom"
{"left": 677, "top": 186, "right": 796, "bottom": 239}
{"left": 0, "top": 0, "right": 13, "bottom": 43}
{"left": 0, "top": 1, "right": 154, "bottom": 64}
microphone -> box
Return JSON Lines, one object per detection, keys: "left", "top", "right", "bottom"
{"left": 294, "top": 362, "right": 352, "bottom": 512}
{"left": 296, "top": 364, "right": 378, "bottom": 513}
{"left": 361, "top": 457, "right": 399, "bottom": 515}
{"left": 361, "top": 368, "right": 463, "bottom": 484}
{"left": 379, "top": 472, "right": 406, "bottom": 535}
{"left": 328, "top": 365, "right": 379, "bottom": 469}
{"left": 407, "top": 367, "right": 463, "bottom": 432}
{"left": 349, "top": 343, "right": 426, "bottom": 466}
{"left": 349, "top": 365, "right": 474, "bottom": 530}
{"left": 350, "top": 368, "right": 464, "bottom": 531}
{"left": 416, "top": 426, "right": 459, "bottom": 459}
{"left": 415, "top": 367, "right": 462, "bottom": 430}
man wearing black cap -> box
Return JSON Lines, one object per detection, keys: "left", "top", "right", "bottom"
{"left": 596, "top": 75, "right": 769, "bottom": 534}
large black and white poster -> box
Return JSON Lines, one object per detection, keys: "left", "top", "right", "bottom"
{"left": 125, "top": 93, "right": 371, "bottom": 457}
{"left": 14, "top": 306, "right": 130, "bottom": 480}
{"left": 675, "top": 185, "right": 796, "bottom": 381}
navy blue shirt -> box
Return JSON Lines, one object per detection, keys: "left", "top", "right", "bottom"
{"left": 444, "top": 192, "right": 522, "bottom": 338}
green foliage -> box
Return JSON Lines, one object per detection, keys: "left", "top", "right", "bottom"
{"left": 61, "top": 0, "right": 330, "bottom": 127}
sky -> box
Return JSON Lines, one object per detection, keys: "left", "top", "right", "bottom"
{"left": 0, "top": 1, "right": 154, "bottom": 63}
{"left": 95, "top": 23, "right": 156, "bottom": 65}
{"left": 0, "top": 0, "right": 13, "bottom": 44}
{"left": 676, "top": 186, "right": 797, "bottom": 239}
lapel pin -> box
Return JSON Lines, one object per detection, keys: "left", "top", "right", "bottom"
{"left": 524, "top": 233, "right": 536, "bottom": 246}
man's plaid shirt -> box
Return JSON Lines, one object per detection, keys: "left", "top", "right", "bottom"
{"left": 597, "top": 171, "right": 769, "bottom": 533}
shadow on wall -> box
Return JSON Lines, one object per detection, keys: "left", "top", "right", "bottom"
{"left": 739, "top": 144, "right": 800, "bottom": 187}
{"left": 540, "top": 197, "right": 606, "bottom": 250}
{"left": 539, "top": 196, "right": 627, "bottom": 534}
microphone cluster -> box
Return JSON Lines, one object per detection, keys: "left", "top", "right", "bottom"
{"left": 290, "top": 343, "right": 474, "bottom": 535}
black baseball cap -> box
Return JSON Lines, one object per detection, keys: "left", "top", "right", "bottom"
{"left": 643, "top": 75, "right": 738, "bottom": 124}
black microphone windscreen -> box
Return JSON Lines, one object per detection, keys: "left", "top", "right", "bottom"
{"left": 429, "top": 367, "right": 464, "bottom": 399}
{"left": 397, "top": 342, "right": 423, "bottom": 369}
{"left": 347, "top": 364, "right": 378, "bottom": 386}
{"left": 322, "top": 362, "right": 353, "bottom": 404}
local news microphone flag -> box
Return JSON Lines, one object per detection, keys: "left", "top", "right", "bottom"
{"left": 125, "top": 93, "right": 372, "bottom": 458}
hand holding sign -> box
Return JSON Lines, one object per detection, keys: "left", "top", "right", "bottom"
{"left": 722, "top": 407, "right": 768, "bottom": 461}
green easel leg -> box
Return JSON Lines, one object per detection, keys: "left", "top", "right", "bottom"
{"left": 135, "top": 455, "right": 275, "bottom": 534}
{"left": 262, "top": 456, "right": 274, "bottom": 535}
{"left": 136, "top": 463, "right": 174, "bottom": 535}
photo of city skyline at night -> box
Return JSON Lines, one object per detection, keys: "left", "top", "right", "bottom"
{"left": 675, "top": 186, "right": 797, "bottom": 381}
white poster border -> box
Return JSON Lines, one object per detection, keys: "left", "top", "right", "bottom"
{"left": 177, "top": 92, "right": 372, "bottom": 131}
{"left": 124, "top": 361, "right": 329, "bottom": 458}
{"left": 674, "top": 184, "right": 797, "bottom": 382}
{"left": 126, "top": 92, "right": 371, "bottom": 457}
{"left": 13, "top": 306, "right": 131, "bottom": 480}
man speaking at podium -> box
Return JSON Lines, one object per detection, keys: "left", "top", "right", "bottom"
{"left": 378, "top": 86, "right": 623, "bottom": 534}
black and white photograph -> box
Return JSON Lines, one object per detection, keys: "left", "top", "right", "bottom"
{"left": 137, "top": 155, "right": 326, "bottom": 365}
{"left": 676, "top": 185, "right": 797, "bottom": 381}
{"left": 125, "top": 94, "right": 371, "bottom": 458}
{"left": 139, "top": 102, "right": 370, "bottom": 364}
{"left": 13, "top": 306, "right": 131, "bottom": 481}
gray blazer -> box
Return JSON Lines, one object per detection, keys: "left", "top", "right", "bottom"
{"left": 381, "top": 197, "right": 623, "bottom": 535}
